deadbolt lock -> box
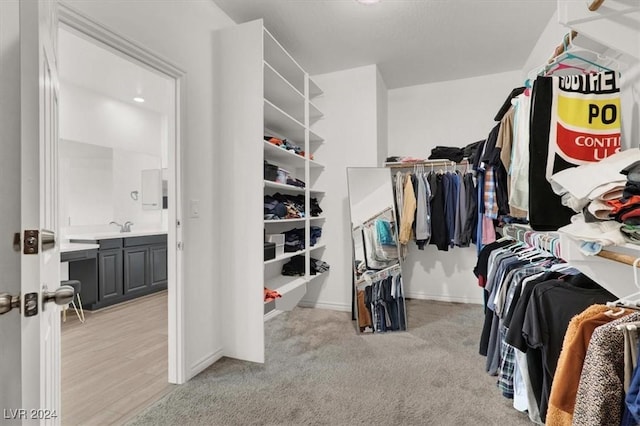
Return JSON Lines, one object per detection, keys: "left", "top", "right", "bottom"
{"left": 23, "top": 230, "right": 39, "bottom": 255}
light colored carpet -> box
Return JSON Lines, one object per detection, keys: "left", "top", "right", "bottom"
{"left": 128, "top": 299, "right": 531, "bottom": 425}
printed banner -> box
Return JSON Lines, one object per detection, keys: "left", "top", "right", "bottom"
{"left": 546, "top": 70, "right": 621, "bottom": 179}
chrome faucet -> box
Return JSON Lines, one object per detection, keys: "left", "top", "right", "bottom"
{"left": 109, "top": 221, "right": 134, "bottom": 233}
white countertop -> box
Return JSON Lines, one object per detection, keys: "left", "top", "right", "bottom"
{"left": 65, "top": 230, "right": 167, "bottom": 241}
{"left": 60, "top": 242, "right": 100, "bottom": 253}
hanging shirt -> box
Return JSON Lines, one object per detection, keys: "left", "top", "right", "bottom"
{"left": 398, "top": 174, "right": 416, "bottom": 245}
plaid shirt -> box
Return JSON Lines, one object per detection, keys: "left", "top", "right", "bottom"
{"left": 483, "top": 167, "right": 499, "bottom": 219}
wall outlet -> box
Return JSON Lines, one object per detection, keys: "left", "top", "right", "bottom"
{"left": 190, "top": 199, "right": 200, "bottom": 218}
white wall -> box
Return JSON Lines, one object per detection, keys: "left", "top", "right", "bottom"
{"left": 376, "top": 68, "right": 389, "bottom": 166}
{"left": 62, "top": 0, "right": 234, "bottom": 379}
{"left": 60, "top": 82, "right": 163, "bottom": 156}
{"left": 388, "top": 70, "right": 523, "bottom": 158}
{"left": 302, "top": 65, "right": 381, "bottom": 311}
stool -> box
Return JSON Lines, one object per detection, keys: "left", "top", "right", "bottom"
{"left": 61, "top": 280, "right": 85, "bottom": 323}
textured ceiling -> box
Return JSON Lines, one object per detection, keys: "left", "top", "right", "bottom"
{"left": 211, "top": 0, "right": 557, "bottom": 89}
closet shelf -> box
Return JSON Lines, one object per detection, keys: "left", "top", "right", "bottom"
{"left": 310, "top": 188, "right": 326, "bottom": 196}
{"left": 308, "top": 159, "right": 326, "bottom": 169}
{"left": 264, "top": 99, "right": 306, "bottom": 144}
{"left": 309, "top": 243, "right": 326, "bottom": 251}
{"left": 309, "top": 129, "right": 324, "bottom": 144}
{"left": 264, "top": 217, "right": 306, "bottom": 224}
{"left": 264, "top": 180, "right": 305, "bottom": 194}
{"left": 263, "top": 28, "right": 305, "bottom": 94}
{"left": 263, "top": 61, "right": 305, "bottom": 123}
{"left": 309, "top": 101, "right": 324, "bottom": 122}
{"left": 307, "top": 271, "right": 327, "bottom": 283}
{"left": 263, "top": 140, "right": 306, "bottom": 167}
{"left": 309, "top": 215, "right": 326, "bottom": 221}
{"left": 264, "top": 249, "right": 306, "bottom": 265}
{"left": 309, "top": 78, "right": 323, "bottom": 99}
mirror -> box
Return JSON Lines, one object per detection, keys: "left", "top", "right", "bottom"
{"left": 347, "top": 167, "right": 406, "bottom": 333}
{"left": 59, "top": 139, "right": 163, "bottom": 227}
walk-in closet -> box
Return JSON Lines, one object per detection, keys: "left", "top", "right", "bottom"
{"left": 2, "top": 0, "right": 640, "bottom": 424}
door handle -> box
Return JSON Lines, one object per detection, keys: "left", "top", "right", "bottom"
{"left": 41, "top": 229, "right": 55, "bottom": 251}
{"left": 0, "top": 293, "right": 20, "bottom": 315}
{"left": 42, "top": 285, "right": 74, "bottom": 310}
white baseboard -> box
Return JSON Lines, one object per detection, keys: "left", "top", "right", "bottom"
{"left": 404, "top": 291, "right": 483, "bottom": 305}
{"left": 188, "top": 348, "right": 224, "bottom": 380}
{"left": 264, "top": 309, "right": 284, "bottom": 321}
{"left": 298, "top": 299, "right": 351, "bottom": 312}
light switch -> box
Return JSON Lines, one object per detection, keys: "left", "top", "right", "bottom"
{"left": 190, "top": 199, "right": 200, "bottom": 218}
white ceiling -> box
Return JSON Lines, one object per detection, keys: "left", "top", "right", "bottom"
{"left": 211, "top": 0, "right": 557, "bottom": 89}
{"left": 58, "top": 27, "right": 174, "bottom": 115}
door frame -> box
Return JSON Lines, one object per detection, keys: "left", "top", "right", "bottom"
{"left": 57, "top": 3, "right": 187, "bottom": 384}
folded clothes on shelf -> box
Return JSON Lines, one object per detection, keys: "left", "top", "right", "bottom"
{"left": 283, "top": 227, "right": 323, "bottom": 252}
{"left": 281, "top": 255, "right": 330, "bottom": 276}
{"left": 264, "top": 287, "right": 281, "bottom": 302}
{"left": 264, "top": 193, "right": 306, "bottom": 220}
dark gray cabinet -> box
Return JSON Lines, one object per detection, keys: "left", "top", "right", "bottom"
{"left": 98, "top": 248, "right": 124, "bottom": 302}
{"left": 124, "top": 246, "right": 150, "bottom": 294}
{"left": 68, "top": 234, "right": 167, "bottom": 310}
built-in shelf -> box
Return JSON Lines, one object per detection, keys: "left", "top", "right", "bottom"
{"left": 309, "top": 101, "right": 324, "bottom": 123}
{"left": 310, "top": 188, "right": 326, "bottom": 196}
{"left": 263, "top": 140, "right": 306, "bottom": 167}
{"left": 309, "top": 78, "right": 323, "bottom": 99}
{"left": 264, "top": 249, "right": 305, "bottom": 265}
{"left": 264, "top": 180, "right": 305, "bottom": 194}
{"left": 264, "top": 99, "right": 306, "bottom": 144}
{"left": 309, "top": 159, "right": 326, "bottom": 169}
{"left": 307, "top": 271, "right": 327, "bottom": 283}
{"left": 309, "top": 243, "right": 326, "bottom": 251}
{"left": 309, "top": 216, "right": 326, "bottom": 221}
{"left": 309, "top": 129, "right": 324, "bottom": 144}
{"left": 263, "top": 28, "right": 305, "bottom": 94}
{"left": 264, "top": 218, "right": 306, "bottom": 224}
{"left": 263, "top": 61, "right": 305, "bottom": 123}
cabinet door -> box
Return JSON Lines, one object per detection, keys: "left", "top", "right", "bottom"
{"left": 98, "top": 249, "right": 123, "bottom": 301}
{"left": 150, "top": 244, "right": 168, "bottom": 288}
{"left": 124, "top": 246, "right": 150, "bottom": 294}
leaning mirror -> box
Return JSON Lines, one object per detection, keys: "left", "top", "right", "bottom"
{"left": 347, "top": 167, "right": 406, "bottom": 333}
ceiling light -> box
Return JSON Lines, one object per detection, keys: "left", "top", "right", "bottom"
{"left": 133, "top": 96, "right": 145, "bottom": 103}
{"left": 356, "top": 0, "right": 380, "bottom": 4}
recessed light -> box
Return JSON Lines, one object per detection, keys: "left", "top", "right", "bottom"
{"left": 133, "top": 97, "right": 145, "bottom": 103}
{"left": 356, "top": 0, "right": 380, "bottom": 4}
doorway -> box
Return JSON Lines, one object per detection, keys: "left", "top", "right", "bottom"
{"left": 56, "top": 15, "right": 182, "bottom": 424}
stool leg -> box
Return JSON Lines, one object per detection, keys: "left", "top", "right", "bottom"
{"left": 76, "top": 294, "right": 85, "bottom": 323}
{"left": 71, "top": 300, "right": 84, "bottom": 324}
{"left": 63, "top": 306, "right": 67, "bottom": 322}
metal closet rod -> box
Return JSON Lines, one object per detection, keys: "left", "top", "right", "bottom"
{"left": 385, "top": 159, "right": 469, "bottom": 169}
{"left": 354, "top": 206, "right": 394, "bottom": 230}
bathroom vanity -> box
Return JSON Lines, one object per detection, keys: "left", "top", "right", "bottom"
{"left": 61, "top": 231, "right": 167, "bottom": 310}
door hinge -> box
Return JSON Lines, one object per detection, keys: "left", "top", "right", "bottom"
{"left": 23, "top": 230, "right": 39, "bottom": 255}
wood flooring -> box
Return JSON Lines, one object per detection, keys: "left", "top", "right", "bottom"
{"left": 61, "top": 291, "right": 173, "bottom": 425}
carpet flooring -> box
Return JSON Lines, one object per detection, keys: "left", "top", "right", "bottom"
{"left": 128, "top": 299, "right": 532, "bottom": 425}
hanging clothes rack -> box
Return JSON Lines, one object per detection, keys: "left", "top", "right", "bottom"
{"left": 353, "top": 206, "right": 394, "bottom": 231}
{"left": 356, "top": 263, "right": 401, "bottom": 287}
{"left": 385, "top": 159, "right": 469, "bottom": 169}
{"left": 501, "top": 224, "right": 562, "bottom": 258}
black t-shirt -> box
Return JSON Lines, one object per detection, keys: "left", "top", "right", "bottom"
{"left": 473, "top": 239, "right": 515, "bottom": 283}
{"left": 521, "top": 274, "right": 616, "bottom": 422}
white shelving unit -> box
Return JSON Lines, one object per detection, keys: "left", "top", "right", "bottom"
{"left": 215, "top": 19, "right": 328, "bottom": 364}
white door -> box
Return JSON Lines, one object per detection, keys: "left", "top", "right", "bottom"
{"left": 21, "top": 0, "right": 62, "bottom": 424}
